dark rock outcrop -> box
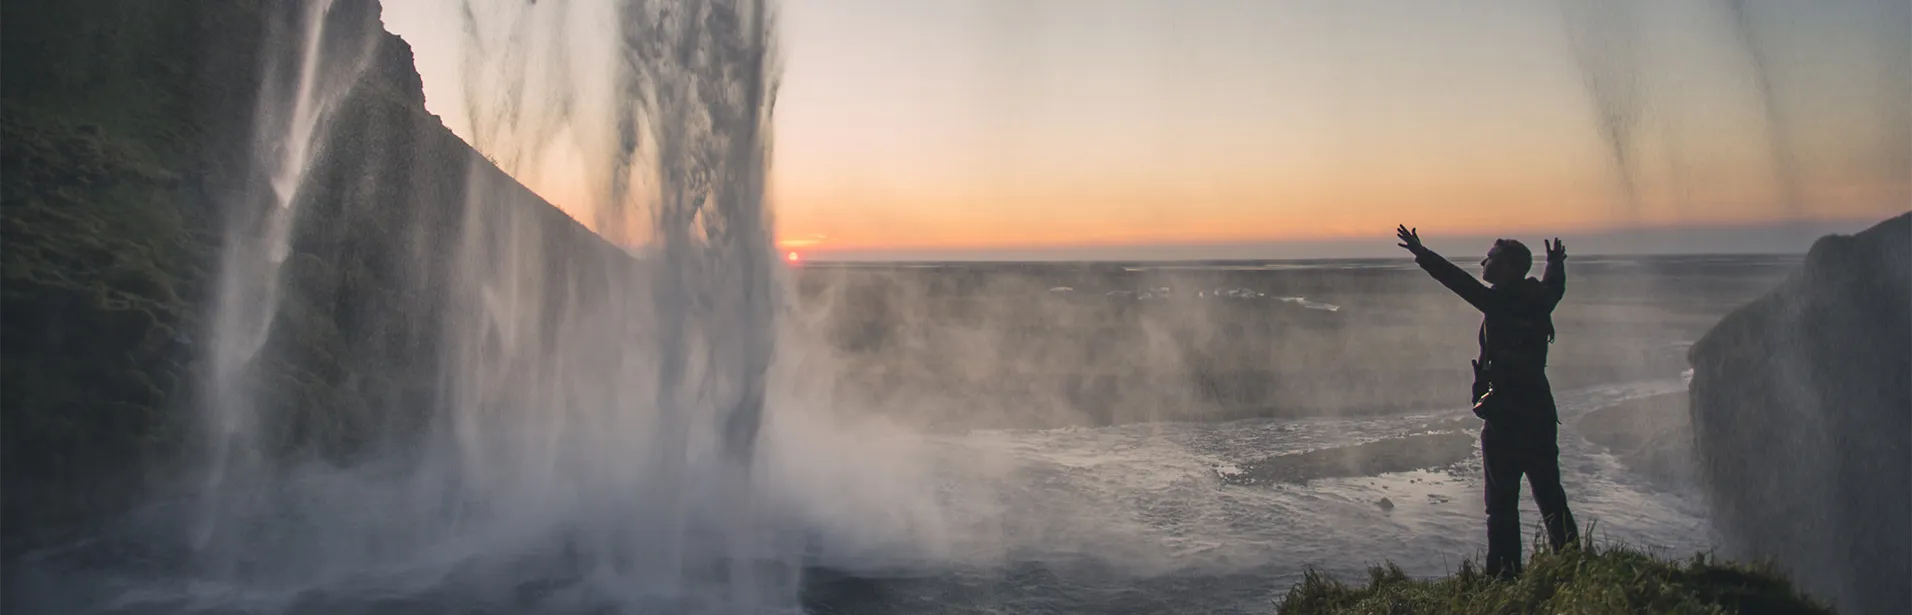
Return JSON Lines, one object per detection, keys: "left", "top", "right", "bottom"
{"left": 1688, "top": 212, "right": 1911, "bottom": 615}
{"left": 2, "top": 0, "right": 633, "bottom": 553}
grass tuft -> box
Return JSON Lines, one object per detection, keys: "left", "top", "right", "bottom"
{"left": 1275, "top": 539, "right": 1831, "bottom": 614}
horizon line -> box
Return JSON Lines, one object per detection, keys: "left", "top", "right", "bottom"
{"left": 788, "top": 252, "right": 1808, "bottom": 266}
{"left": 779, "top": 214, "right": 1899, "bottom": 262}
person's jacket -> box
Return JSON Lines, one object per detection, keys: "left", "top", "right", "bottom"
{"left": 1414, "top": 252, "right": 1564, "bottom": 380}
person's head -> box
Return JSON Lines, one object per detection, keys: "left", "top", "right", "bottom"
{"left": 1480, "top": 239, "right": 1532, "bottom": 285}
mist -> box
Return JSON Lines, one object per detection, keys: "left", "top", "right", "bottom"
{"left": 3, "top": 0, "right": 1906, "bottom": 613}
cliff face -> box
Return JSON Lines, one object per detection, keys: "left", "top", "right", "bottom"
{"left": 1, "top": 0, "right": 633, "bottom": 552}
{"left": 1688, "top": 212, "right": 1911, "bottom": 615}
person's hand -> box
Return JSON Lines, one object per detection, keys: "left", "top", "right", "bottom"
{"left": 1544, "top": 237, "right": 1567, "bottom": 263}
{"left": 1396, "top": 225, "right": 1428, "bottom": 256}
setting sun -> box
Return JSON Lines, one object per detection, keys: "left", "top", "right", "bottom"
{"left": 786, "top": 251, "right": 802, "bottom": 264}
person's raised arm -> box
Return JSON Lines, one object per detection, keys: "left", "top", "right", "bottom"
{"left": 1542, "top": 237, "right": 1567, "bottom": 309}
{"left": 1397, "top": 225, "right": 1491, "bottom": 312}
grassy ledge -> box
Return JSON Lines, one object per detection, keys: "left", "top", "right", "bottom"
{"left": 1275, "top": 541, "right": 1831, "bottom": 615}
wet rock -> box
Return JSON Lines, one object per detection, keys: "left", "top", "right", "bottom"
{"left": 1688, "top": 213, "right": 1910, "bottom": 615}
{"left": 1376, "top": 497, "right": 1395, "bottom": 511}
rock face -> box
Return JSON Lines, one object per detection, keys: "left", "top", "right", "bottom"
{"left": 1688, "top": 213, "right": 1911, "bottom": 615}
{"left": 1, "top": 0, "right": 631, "bottom": 552}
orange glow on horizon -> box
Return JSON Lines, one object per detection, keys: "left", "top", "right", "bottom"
{"left": 506, "top": 172, "right": 1902, "bottom": 255}
{"left": 383, "top": 0, "right": 1909, "bottom": 258}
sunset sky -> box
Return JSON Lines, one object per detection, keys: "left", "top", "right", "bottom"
{"left": 384, "top": 0, "right": 1908, "bottom": 258}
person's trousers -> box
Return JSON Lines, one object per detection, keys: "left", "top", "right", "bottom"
{"left": 1481, "top": 420, "right": 1578, "bottom": 578}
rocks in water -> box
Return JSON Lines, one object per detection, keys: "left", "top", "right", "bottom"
{"left": 1376, "top": 497, "right": 1395, "bottom": 511}
{"left": 1688, "top": 213, "right": 1910, "bottom": 615}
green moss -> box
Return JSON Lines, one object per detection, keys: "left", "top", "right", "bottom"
{"left": 1275, "top": 542, "right": 1830, "bottom": 615}
{"left": 0, "top": 0, "right": 246, "bottom": 549}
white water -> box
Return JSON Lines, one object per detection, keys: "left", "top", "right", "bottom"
{"left": 430, "top": 0, "right": 788, "bottom": 608}
{"left": 186, "top": 0, "right": 793, "bottom": 611}
{"left": 198, "top": 0, "right": 375, "bottom": 557}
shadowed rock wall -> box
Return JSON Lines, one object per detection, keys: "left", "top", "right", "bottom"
{"left": 1689, "top": 212, "right": 1911, "bottom": 615}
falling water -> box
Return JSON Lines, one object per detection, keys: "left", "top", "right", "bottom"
{"left": 1561, "top": 0, "right": 1838, "bottom": 219}
{"left": 1719, "top": 0, "right": 1803, "bottom": 216}
{"left": 187, "top": 0, "right": 789, "bottom": 610}
{"left": 1560, "top": 0, "right": 1647, "bottom": 213}
{"left": 198, "top": 0, "right": 374, "bottom": 556}
{"left": 1559, "top": 2, "right": 1910, "bottom": 613}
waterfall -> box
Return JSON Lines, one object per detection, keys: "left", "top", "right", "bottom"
{"left": 188, "top": 0, "right": 791, "bottom": 610}
{"left": 198, "top": 0, "right": 375, "bottom": 559}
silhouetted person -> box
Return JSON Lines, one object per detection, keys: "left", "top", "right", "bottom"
{"left": 1396, "top": 225, "right": 1577, "bottom": 578}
